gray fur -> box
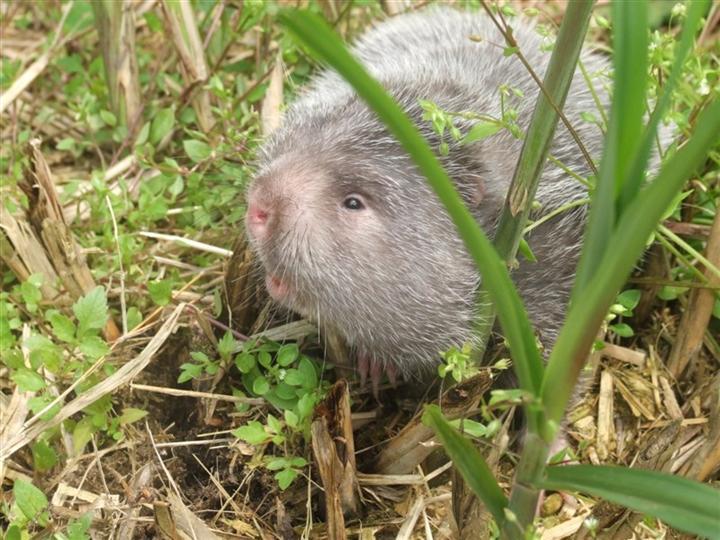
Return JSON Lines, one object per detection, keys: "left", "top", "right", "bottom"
{"left": 246, "top": 7, "right": 610, "bottom": 375}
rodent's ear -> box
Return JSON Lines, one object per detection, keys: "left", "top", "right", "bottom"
{"left": 467, "top": 174, "right": 486, "bottom": 208}
{"left": 451, "top": 147, "right": 488, "bottom": 210}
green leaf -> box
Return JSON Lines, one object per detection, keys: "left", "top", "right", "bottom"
{"left": 658, "top": 285, "right": 686, "bottom": 301}
{"left": 66, "top": 513, "right": 93, "bottom": 540}
{"left": 25, "top": 333, "right": 62, "bottom": 371}
{"left": 463, "top": 121, "right": 502, "bottom": 144}
{"left": 20, "top": 276, "right": 42, "bottom": 311}
{"left": 73, "top": 287, "right": 108, "bottom": 337}
{"left": 617, "top": 289, "right": 641, "bottom": 311}
{"left": 284, "top": 409, "right": 299, "bottom": 428}
{"left": 574, "top": 0, "right": 648, "bottom": 293}
{"left": 178, "top": 362, "right": 203, "bottom": 383}
{"left": 135, "top": 122, "right": 150, "bottom": 146}
{"left": 235, "top": 352, "right": 256, "bottom": 373}
{"left": 266, "top": 414, "right": 283, "bottom": 434}
{"left": 449, "top": 418, "right": 496, "bottom": 439}
{"left": 78, "top": 335, "right": 110, "bottom": 359}
{"left": 12, "top": 368, "right": 46, "bottom": 392}
{"left": 5, "top": 525, "right": 21, "bottom": 540}
{"left": 57, "top": 137, "right": 76, "bottom": 152}
{"left": 297, "top": 393, "right": 316, "bottom": 419}
{"left": 276, "top": 343, "right": 300, "bottom": 366}
{"left": 100, "top": 110, "right": 117, "bottom": 127}
{"left": 609, "top": 323, "right": 634, "bottom": 338}
{"left": 47, "top": 310, "right": 76, "bottom": 342}
{"left": 28, "top": 395, "right": 61, "bottom": 421}
{"left": 284, "top": 368, "right": 302, "bottom": 387}
{"left": 233, "top": 421, "right": 270, "bottom": 445}
{"left": 183, "top": 139, "right": 212, "bottom": 163}
{"left": 127, "top": 306, "right": 143, "bottom": 330}
{"left": 148, "top": 280, "right": 173, "bottom": 306}
{"left": 217, "top": 331, "right": 238, "bottom": 359}
{"left": 422, "top": 405, "right": 508, "bottom": 526}
{"left": 258, "top": 350, "right": 273, "bottom": 369}
{"left": 31, "top": 440, "right": 58, "bottom": 471}
{"left": 297, "top": 357, "right": 318, "bottom": 388}
{"left": 73, "top": 417, "right": 95, "bottom": 454}
{"left": 265, "top": 457, "right": 288, "bottom": 471}
{"left": 190, "top": 351, "right": 209, "bottom": 363}
{"left": 275, "top": 467, "right": 298, "bottom": 490}
{"left": 119, "top": 407, "right": 148, "bottom": 425}
{"left": 13, "top": 479, "right": 49, "bottom": 525}
{"left": 622, "top": 0, "right": 710, "bottom": 212}
{"left": 517, "top": 238, "right": 537, "bottom": 262}
{"left": 253, "top": 375, "right": 270, "bottom": 395}
{"left": 538, "top": 465, "right": 720, "bottom": 539}
{"left": 150, "top": 107, "right": 175, "bottom": 145}
{"left": 275, "top": 382, "right": 297, "bottom": 400}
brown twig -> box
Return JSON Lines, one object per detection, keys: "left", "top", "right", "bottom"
{"left": 667, "top": 210, "right": 720, "bottom": 378}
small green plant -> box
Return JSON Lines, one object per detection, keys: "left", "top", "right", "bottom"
{"left": 3, "top": 478, "right": 92, "bottom": 540}
{"left": 6, "top": 480, "right": 50, "bottom": 533}
{"left": 438, "top": 343, "right": 477, "bottom": 382}
{"left": 265, "top": 456, "right": 309, "bottom": 490}
{"left": 230, "top": 338, "right": 327, "bottom": 490}
{"left": 1, "top": 283, "right": 147, "bottom": 454}
{"left": 607, "top": 288, "right": 641, "bottom": 338}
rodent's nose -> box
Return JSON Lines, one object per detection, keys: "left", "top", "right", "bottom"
{"left": 246, "top": 199, "right": 270, "bottom": 240}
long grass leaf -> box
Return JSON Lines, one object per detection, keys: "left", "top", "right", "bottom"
{"left": 277, "top": 9, "right": 545, "bottom": 398}
{"left": 423, "top": 405, "right": 508, "bottom": 526}
{"left": 541, "top": 99, "right": 720, "bottom": 436}
{"left": 573, "top": 0, "right": 648, "bottom": 294}
{"left": 620, "top": 0, "right": 710, "bottom": 211}
{"left": 538, "top": 465, "right": 720, "bottom": 538}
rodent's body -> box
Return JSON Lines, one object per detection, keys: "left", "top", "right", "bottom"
{"left": 246, "top": 8, "right": 609, "bottom": 380}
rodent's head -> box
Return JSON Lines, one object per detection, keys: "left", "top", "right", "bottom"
{"left": 245, "top": 98, "right": 485, "bottom": 367}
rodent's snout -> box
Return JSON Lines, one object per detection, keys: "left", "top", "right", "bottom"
{"left": 246, "top": 196, "right": 270, "bottom": 241}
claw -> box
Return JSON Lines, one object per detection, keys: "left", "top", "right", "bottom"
{"left": 358, "top": 354, "right": 369, "bottom": 388}
{"left": 370, "top": 358, "right": 383, "bottom": 399}
{"left": 357, "top": 354, "right": 400, "bottom": 399}
{"left": 386, "top": 361, "right": 398, "bottom": 388}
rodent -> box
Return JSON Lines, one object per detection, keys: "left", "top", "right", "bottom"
{"left": 245, "top": 7, "right": 609, "bottom": 393}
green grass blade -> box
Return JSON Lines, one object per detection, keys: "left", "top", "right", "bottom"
{"left": 609, "top": 0, "right": 649, "bottom": 202}
{"left": 573, "top": 0, "right": 648, "bottom": 294}
{"left": 423, "top": 405, "right": 508, "bottom": 527}
{"left": 541, "top": 99, "right": 720, "bottom": 437}
{"left": 621, "top": 0, "right": 710, "bottom": 211}
{"left": 538, "top": 465, "right": 720, "bottom": 538}
{"left": 278, "top": 9, "right": 545, "bottom": 398}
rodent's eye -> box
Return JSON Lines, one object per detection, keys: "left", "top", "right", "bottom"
{"left": 342, "top": 195, "right": 365, "bottom": 211}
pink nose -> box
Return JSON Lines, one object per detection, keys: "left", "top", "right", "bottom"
{"left": 246, "top": 199, "right": 270, "bottom": 239}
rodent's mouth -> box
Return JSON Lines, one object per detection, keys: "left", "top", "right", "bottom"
{"left": 265, "top": 274, "right": 292, "bottom": 303}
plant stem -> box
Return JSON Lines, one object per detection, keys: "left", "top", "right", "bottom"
{"left": 471, "top": 0, "right": 595, "bottom": 368}
{"left": 503, "top": 432, "right": 549, "bottom": 538}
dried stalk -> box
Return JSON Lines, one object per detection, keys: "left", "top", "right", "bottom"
{"left": 160, "top": 0, "right": 214, "bottom": 132}
{"left": 91, "top": 0, "right": 142, "bottom": 128}
{"left": 311, "top": 380, "right": 359, "bottom": 540}
{"left": 13, "top": 139, "right": 121, "bottom": 341}
{"left": 667, "top": 210, "right": 720, "bottom": 377}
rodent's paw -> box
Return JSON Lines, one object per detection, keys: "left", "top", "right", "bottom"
{"left": 357, "top": 354, "right": 399, "bottom": 399}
